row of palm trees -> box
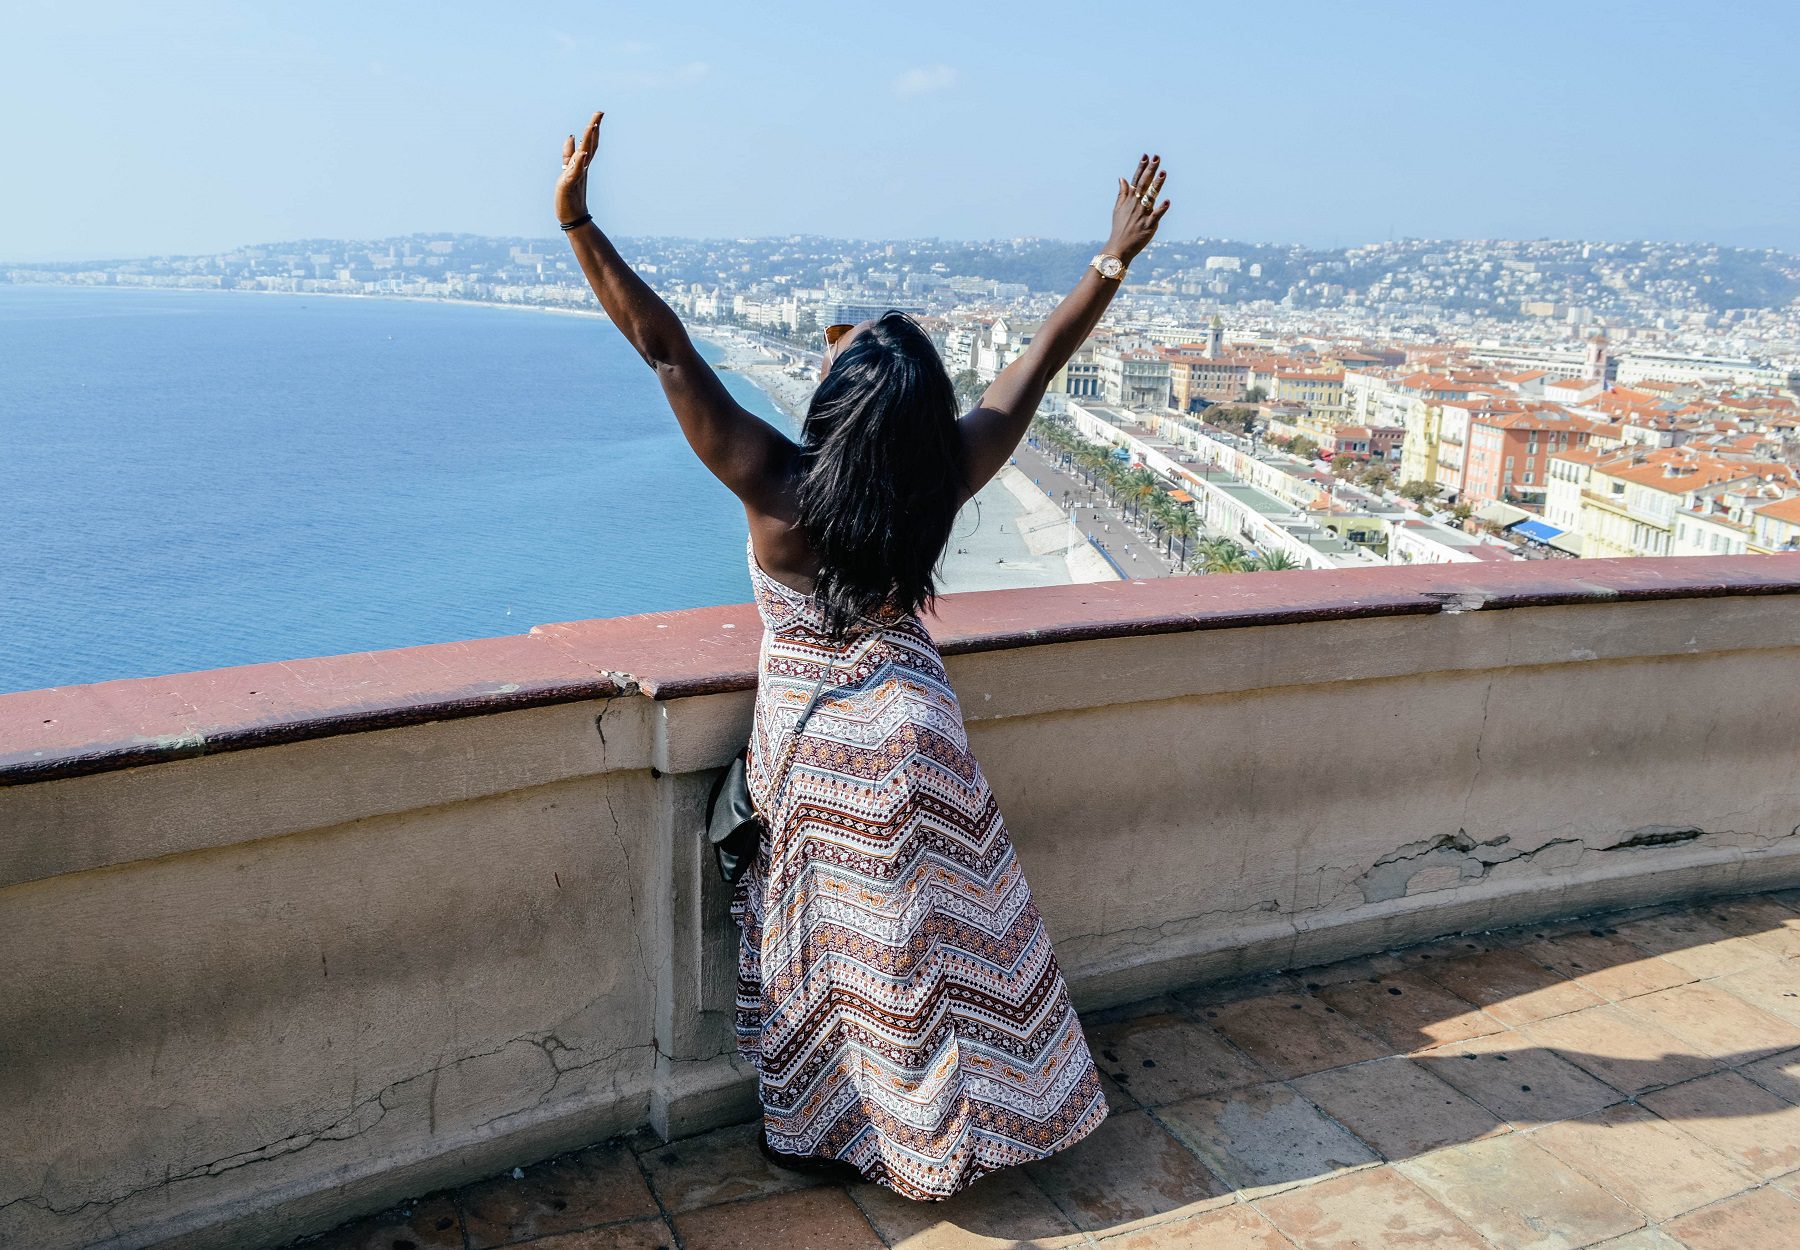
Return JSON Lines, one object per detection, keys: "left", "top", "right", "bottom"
{"left": 1029, "top": 416, "right": 1300, "bottom": 574}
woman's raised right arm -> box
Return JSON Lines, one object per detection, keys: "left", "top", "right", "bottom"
{"left": 956, "top": 154, "right": 1170, "bottom": 502}
{"left": 555, "top": 111, "right": 795, "bottom": 515}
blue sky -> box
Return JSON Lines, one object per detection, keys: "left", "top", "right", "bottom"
{"left": 5, "top": 0, "right": 1797, "bottom": 261}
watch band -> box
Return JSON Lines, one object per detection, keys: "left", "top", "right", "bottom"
{"left": 1090, "top": 253, "right": 1128, "bottom": 281}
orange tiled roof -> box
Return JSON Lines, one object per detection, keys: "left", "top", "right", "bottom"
{"left": 1753, "top": 494, "right": 1800, "bottom": 524}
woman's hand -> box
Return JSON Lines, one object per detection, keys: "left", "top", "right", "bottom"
{"left": 556, "top": 110, "right": 603, "bottom": 225}
{"left": 1107, "top": 153, "right": 1170, "bottom": 263}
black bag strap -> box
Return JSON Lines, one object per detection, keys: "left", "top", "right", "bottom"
{"left": 758, "top": 667, "right": 835, "bottom": 820}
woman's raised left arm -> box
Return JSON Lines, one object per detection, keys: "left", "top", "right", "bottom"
{"left": 555, "top": 111, "right": 794, "bottom": 511}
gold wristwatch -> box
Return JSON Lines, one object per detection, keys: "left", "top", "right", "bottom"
{"left": 1090, "top": 253, "right": 1128, "bottom": 281}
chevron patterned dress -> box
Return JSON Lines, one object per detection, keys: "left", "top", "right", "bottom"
{"left": 732, "top": 534, "right": 1108, "bottom": 1200}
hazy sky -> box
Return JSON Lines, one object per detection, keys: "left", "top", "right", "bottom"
{"left": 5, "top": 1, "right": 1798, "bottom": 261}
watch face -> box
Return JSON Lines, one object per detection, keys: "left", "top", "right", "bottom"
{"left": 1099, "top": 256, "right": 1123, "bottom": 278}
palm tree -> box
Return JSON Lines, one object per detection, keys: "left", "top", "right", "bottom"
{"left": 1143, "top": 493, "right": 1174, "bottom": 551}
{"left": 1166, "top": 508, "right": 1198, "bottom": 567}
{"left": 1250, "top": 549, "right": 1301, "bottom": 571}
{"left": 1074, "top": 446, "right": 1109, "bottom": 489}
{"left": 1197, "top": 536, "right": 1251, "bottom": 573}
{"left": 1124, "top": 467, "right": 1159, "bottom": 521}
{"left": 1096, "top": 459, "right": 1127, "bottom": 509}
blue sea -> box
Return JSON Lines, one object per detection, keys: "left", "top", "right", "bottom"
{"left": 0, "top": 284, "right": 797, "bottom": 694}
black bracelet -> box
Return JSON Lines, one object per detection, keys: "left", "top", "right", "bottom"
{"left": 559, "top": 213, "right": 593, "bottom": 232}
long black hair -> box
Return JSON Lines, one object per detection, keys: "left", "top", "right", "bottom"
{"left": 796, "top": 310, "right": 973, "bottom": 643}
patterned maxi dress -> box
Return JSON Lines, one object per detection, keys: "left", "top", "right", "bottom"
{"left": 732, "top": 533, "right": 1109, "bottom": 1201}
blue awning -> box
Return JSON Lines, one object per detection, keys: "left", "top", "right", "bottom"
{"left": 1511, "top": 518, "right": 1565, "bottom": 543}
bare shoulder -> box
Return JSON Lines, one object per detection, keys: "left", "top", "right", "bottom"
{"left": 744, "top": 461, "right": 820, "bottom": 595}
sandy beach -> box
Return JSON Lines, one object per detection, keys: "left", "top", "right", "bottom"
{"left": 698, "top": 329, "right": 820, "bottom": 430}
{"left": 695, "top": 329, "right": 1115, "bottom": 592}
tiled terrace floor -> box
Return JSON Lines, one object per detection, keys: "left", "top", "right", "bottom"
{"left": 299, "top": 888, "right": 1800, "bottom": 1250}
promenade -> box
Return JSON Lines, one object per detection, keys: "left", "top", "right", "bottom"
{"left": 1011, "top": 434, "right": 1195, "bottom": 581}
{"left": 296, "top": 887, "right": 1800, "bottom": 1250}
{"left": 706, "top": 331, "right": 1099, "bottom": 592}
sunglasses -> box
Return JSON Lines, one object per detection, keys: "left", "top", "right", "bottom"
{"left": 824, "top": 323, "right": 855, "bottom": 347}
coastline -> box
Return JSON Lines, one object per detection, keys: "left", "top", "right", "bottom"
{"left": 691, "top": 326, "right": 819, "bottom": 425}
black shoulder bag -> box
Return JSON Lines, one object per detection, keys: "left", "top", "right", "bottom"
{"left": 704, "top": 671, "right": 831, "bottom": 884}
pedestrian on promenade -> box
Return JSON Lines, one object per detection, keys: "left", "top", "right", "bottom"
{"left": 555, "top": 109, "right": 1170, "bottom": 1201}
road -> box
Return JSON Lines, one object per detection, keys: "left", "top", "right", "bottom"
{"left": 1009, "top": 436, "right": 1197, "bottom": 580}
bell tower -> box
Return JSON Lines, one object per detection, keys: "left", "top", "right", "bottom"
{"left": 1585, "top": 332, "right": 1610, "bottom": 386}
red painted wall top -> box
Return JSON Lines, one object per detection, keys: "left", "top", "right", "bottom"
{"left": 4, "top": 554, "right": 1797, "bottom": 786}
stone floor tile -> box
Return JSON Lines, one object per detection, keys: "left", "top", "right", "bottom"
{"left": 1092, "top": 1203, "right": 1295, "bottom": 1249}
{"left": 672, "top": 1186, "right": 884, "bottom": 1250}
{"left": 1290, "top": 1056, "right": 1507, "bottom": 1159}
{"left": 1197, "top": 993, "right": 1390, "bottom": 1080}
{"left": 1527, "top": 1101, "right": 1758, "bottom": 1221}
{"left": 1395, "top": 1134, "right": 1644, "bottom": 1250}
{"left": 459, "top": 1142, "right": 660, "bottom": 1250}
{"left": 1600, "top": 902, "right": 1685, "bottom": 926}
{"left": 1578, "top": 1230, "right": 1687, "bottom": 1250}
{"left": 638, "top": 1120, "right": 826, "bottom": 1215}
{"left": 1083, "top": 993, "right": 1186, "bottom": 1026}
{"left": 1715, "top": 959, "right": 1800, "bottom": 1025}
{"left": 1617, "top": 981, "right": 1800, "bottom": 1063}
{"left": 1518, "top": 930, "right": 1697, "bottom": 1001}
{"left": 1519, "top": 1002, "right": 1719, "bottom": 1095}
{"left": 1289, "top": 951, "right": 1412, "bottom": 990}
{"left": 1740, "top": 1046, "right": 1800, "bottom": 1106}
{"left": 1661, "top": 1185, "right": 1800, "bottom": 1250}
{"left": 1154, "top": 1080, "right": 1378, "bottom": 1199}
{"left": 1611, "top": 909, "right": 1784, "bottom": 979}
{"left": 1638, "top": 1069, "right": 1800, "bottom": 1180}
{"left": 524, "top": 1216, "right": 679, "bottom": 1250}
{"left": 1389, "top": 933, "right": 1501, "bottom": 969}
{"left": 1252, "top": 1164, "right": 1490, "bottom": 1249}
{"left": 848, "top": 1165, "right": 1084, "bottom": 1249}
{"left": 1415, "top": 947, "right": 1605, "bottom": 1026}
{"left": 622, "top": 1126, "right": 667, "bottom": 1155}
{"left": 1172, "top": 971, "right": 1305, "bottom": 1010}
{"left": 1314, "top": 970, "right": 1508, "bottom": 1051}
{"left": 301, "top": 1192, "right": 465, "bottom": 1250}
{"left": 1410, "top": 1028, "right": 1623, "bottom": 1126}
{"left": 1099, "top": 1068, "right": 1142, "bottom": 1112}
{"left": 1508, "top": 914, "right": 1634, "bottom": 943}
{"left": 1087, "top": 1011, "right": 1270, "bottom": 1107}
{"left": 1692, "top": 896, "right": 1800, "bottom": 958}
{"left": 1021, "top": 1106, "right": 1232, "bottom": 1235}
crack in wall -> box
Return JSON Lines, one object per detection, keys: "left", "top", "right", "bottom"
{"left": 599, "top": 789, "right": 653, "bottom": 986}
{"left": 0, "top": 1027, "right": 665, "bottom": 1225}
{"left": 1352, "top": 821, "right": 1798, "bottom": 905}
{"left": 1459, "top": 677, "right": 1496, "bottom": 827}
{"left": 1059, "top": 897, "right": 1286, "bottom": 952}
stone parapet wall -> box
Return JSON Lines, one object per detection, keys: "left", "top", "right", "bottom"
{"left": 2, "top": 554, "right": 1797, "bottom": 1249}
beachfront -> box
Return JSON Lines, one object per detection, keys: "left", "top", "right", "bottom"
{"left": 700, "top": 330, "right": 1115, "bottom": 592}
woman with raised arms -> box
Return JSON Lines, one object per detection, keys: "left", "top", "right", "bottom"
{"left": 554, "top": 110, "right": 1169, "bottom": 1200}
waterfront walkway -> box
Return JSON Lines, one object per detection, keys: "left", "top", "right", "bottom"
{"left": 297, "top": 888, "right": 1800, "bottom": 1250}
{"left": 1011, "top": 437, "right": 1193, "bottom": 581}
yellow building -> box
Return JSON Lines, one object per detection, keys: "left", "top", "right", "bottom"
{"left": 1578, "top": 450, "right": 1768, "bottom": 558}
{"left": 1399, "top": 399, "right": 1442, "bottom": 489}
{"left": 1271, "top": 370, "right": 1345, "bottom": 422}
{"left": 1748, "top": 493, "right": 1800, "bottom": 553}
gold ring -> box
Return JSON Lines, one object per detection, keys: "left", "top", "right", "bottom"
{"left": 1140, "top": 193, "right": 1154, "bottom": 207}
